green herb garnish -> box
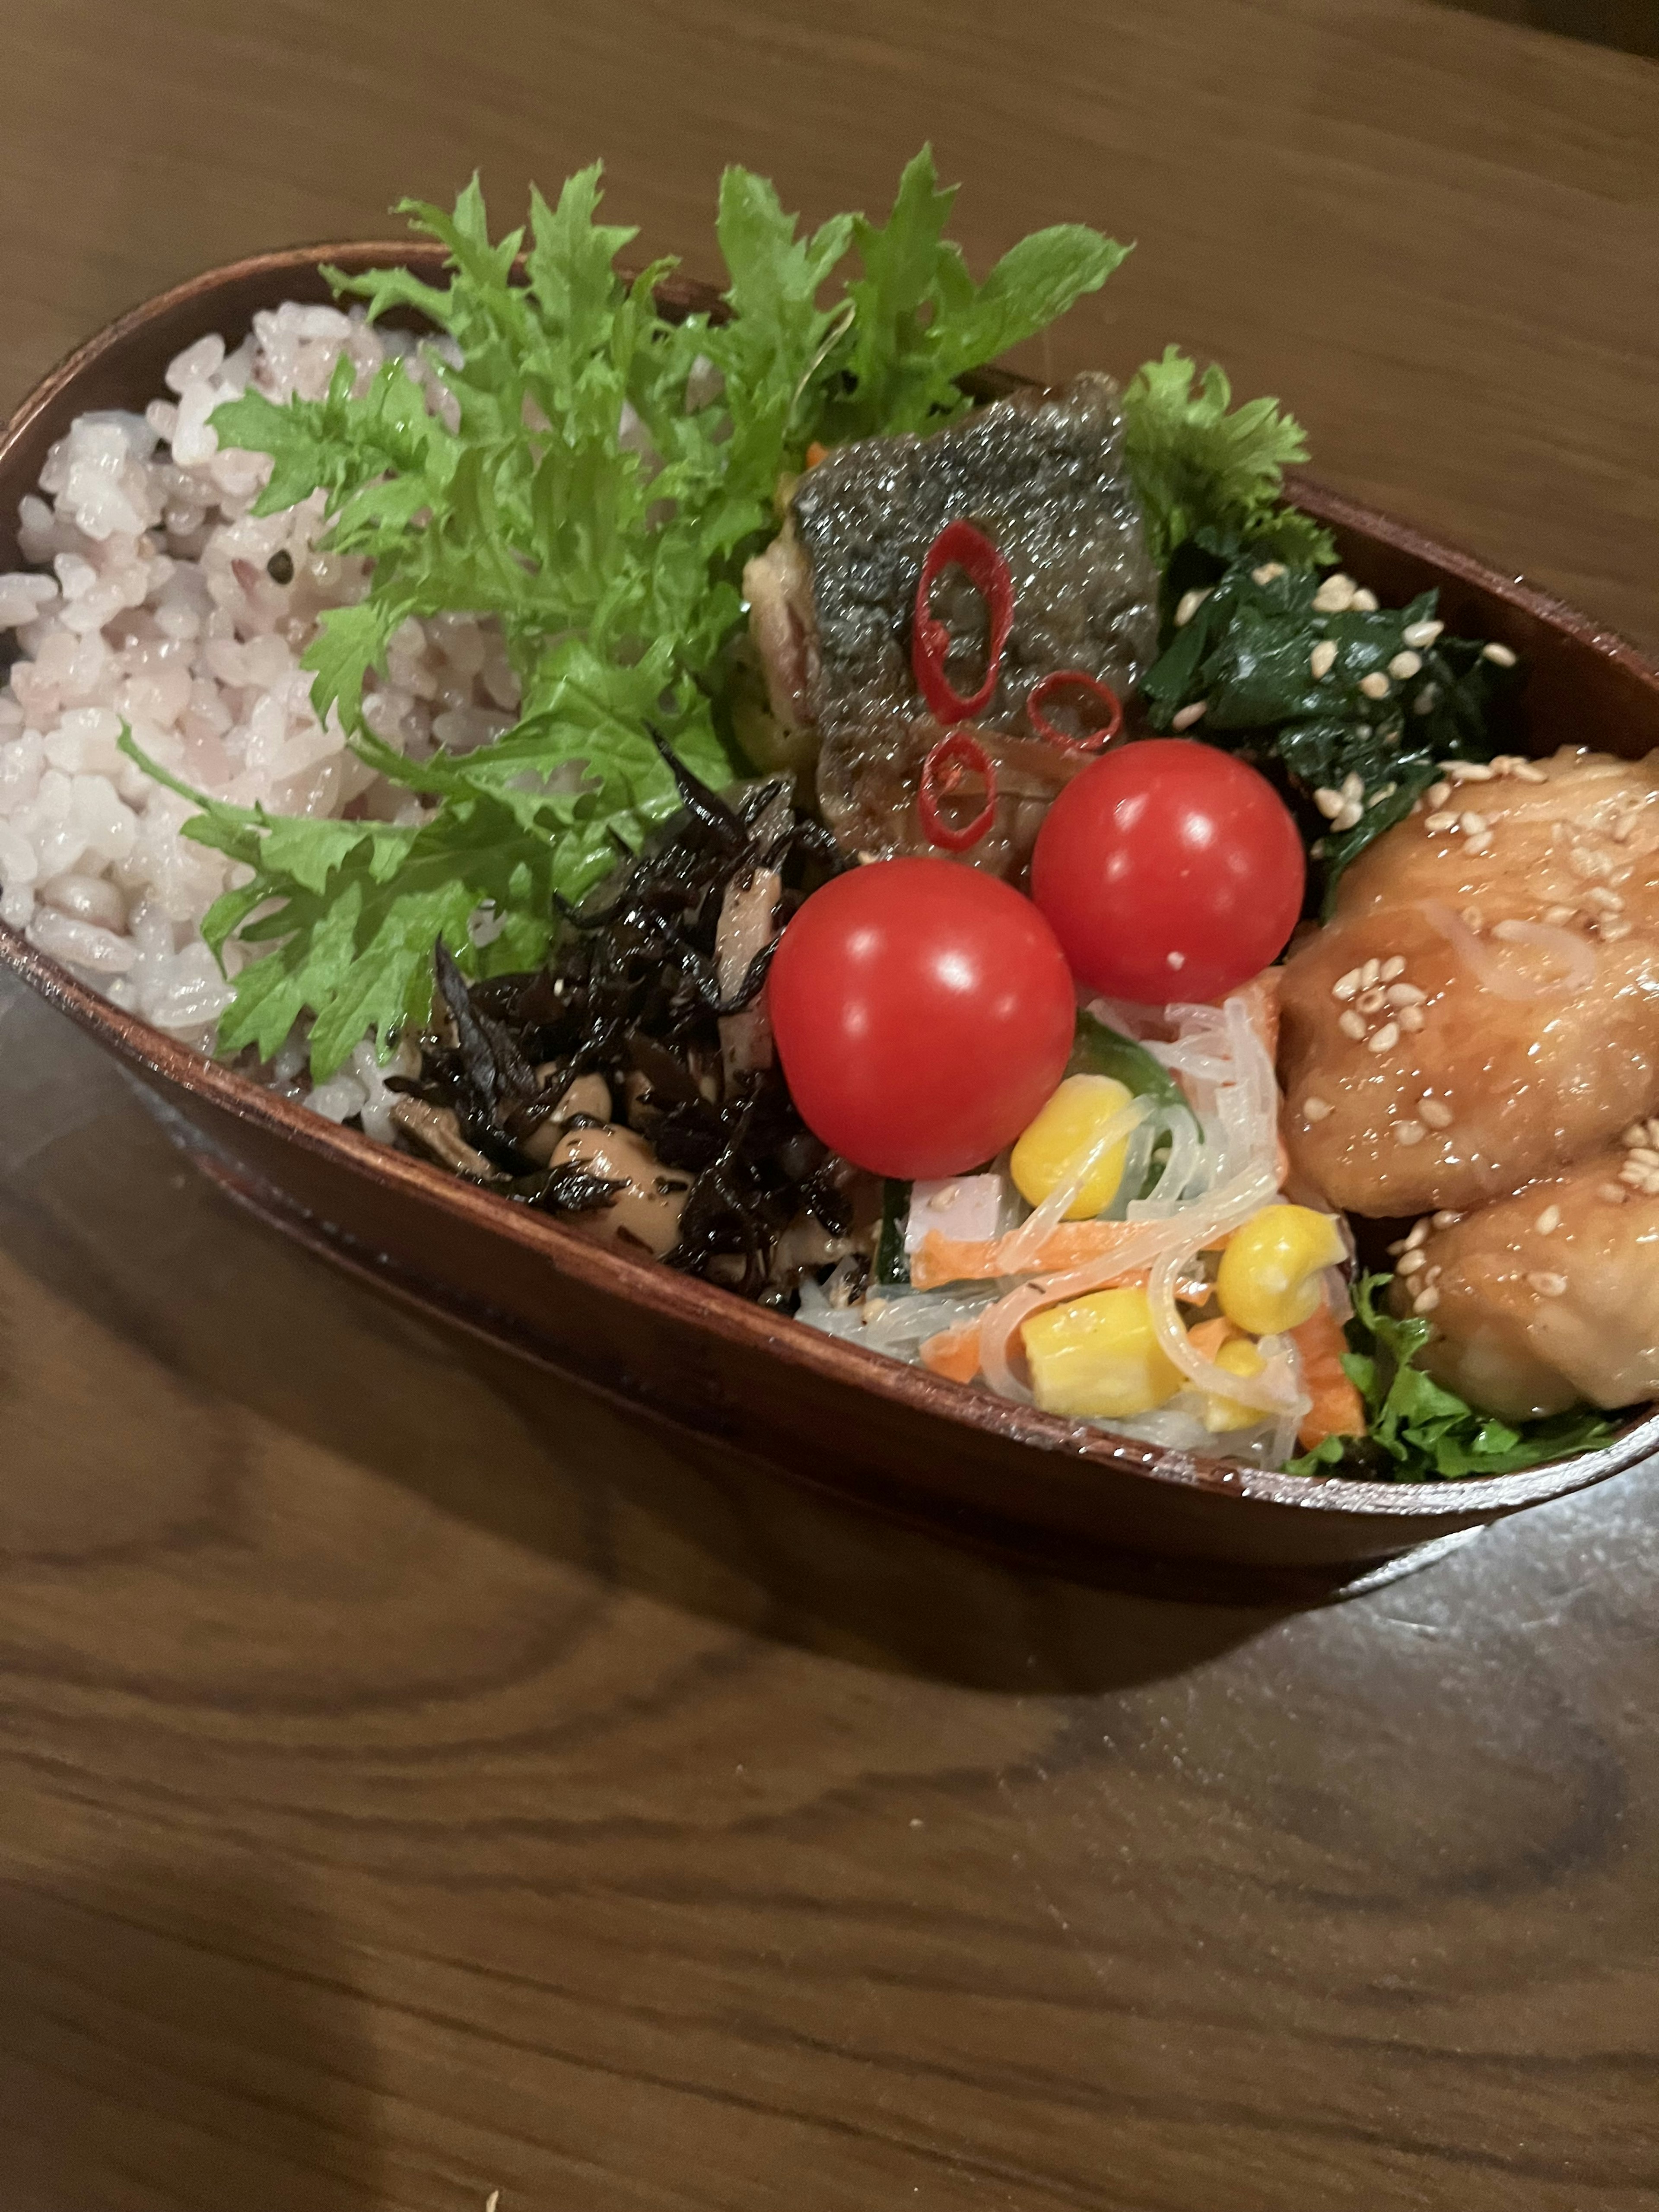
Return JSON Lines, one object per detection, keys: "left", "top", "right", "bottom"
{"left": 145, "top": 155, "right": 1122, "bottom": 1079}
{"left": 1288, "top": 1273, "right": 1620, "bottom": 1482}
{"left": 1119, "top": 347, "right": 1335, "bottom": 573}
{"left": 1141, "top": 545, "right": 1521, "bottom": 908}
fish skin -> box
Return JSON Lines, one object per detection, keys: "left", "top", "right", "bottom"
{"left": 789, "top": 370, "right": 1159, "bottom": 741}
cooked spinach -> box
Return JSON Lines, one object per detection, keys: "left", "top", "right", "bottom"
{"left": 1141, "top": 536, "right": 1523, "bottom": 909}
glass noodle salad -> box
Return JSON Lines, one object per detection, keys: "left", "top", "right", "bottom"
{"left": 2, "top": 151, "right": 1649, "bottom": 1484}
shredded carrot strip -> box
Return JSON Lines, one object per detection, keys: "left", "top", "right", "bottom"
{"left": 919, "top": 1324, "right": 982, "bottom": 1384}
{"left": 1290, "top": 1302, "right": 1366, "bottom": 1449}
{"left": 911, "top": 1217, "right": 1144, "bottom": 1291}
{"left": 804, "top": 441, "right": 830, "bottom": 467}
{"left": 1185, "top": 1316, "right": 1237, "bottom": 1362}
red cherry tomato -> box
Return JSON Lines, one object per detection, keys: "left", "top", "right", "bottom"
{"left": 1030, "top": 739, "right": 1305, "bottom": 1004}
{"left": 768, "top": 858, "right": 1076, "bottom": 1179}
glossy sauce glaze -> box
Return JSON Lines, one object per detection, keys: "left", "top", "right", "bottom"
{"left": 1280, "top": 747, "right": 1659, "bottom": 1217}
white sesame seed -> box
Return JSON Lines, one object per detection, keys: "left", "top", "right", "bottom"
{"left": 1542, "top": 906, "right": 1578, "bottom": 927}
{"left": 1482, "top": 641, "right": 1519, "bottom": 667}
{"left": 1425, "top": 811, "right": 1458, "bottom": 833}
{"left": 1313, "top": 574, "right": 1356, "bottom": 613}
{"left": 1425, "top": 1265, "right": 1442, "bottom": 1285}
{"left": 1314, "top": 786, "right": 1346, "bottom": 820}
{"left": 1171, "top": 701, "right": 1208, "bottom": 731}
{"left": 1395, "top": 1119, "right": 1427, "bottom": 1146}
{"left": 1627, "top": 1147, "right": 1659, "bottom": 1170}
{"left": 1338, "top": 1009, "right": 1368, "bottom": 1041}
{"left": 1427, "top": 782, "right": 1452, "bottom": 808}
{"left": 1601, "top": 921, "right": 1634, "bottom": 943}
{"left": 1405, "top": 1220, "right": 1430, "bottom": 1250}
{"left": 1174, "top": 587, "right": 1210, "bottom": 628}
{"left": 1357, "top": 986, "right": 1388, "bottom": 1013}
{"left": 1251, "top": 562, "right": 1287, "bottom": 586}
{"left": 1462, "top": 906, "right": 1485, "bottom": 931}
{"left": 1388, "top": 650, "right": 1423, "bottom": 681}
{"left": 1431, "top": 1211, "right": 1462, "bottom": 1229}
{"left": 1512, "top": 762, "right": 1548, "bottom": 784}
{"left": 1350, "top": 588, "right": 1379, "bottom": 613}
{"left": 1568, "top": 845, "right": 1613, "bottom": 880}
{"left": 1399, "top": 1004, "right": 1426, "bottom": 1032}
{"left": 1460, "top": 811, "right": 1490, "bottom": 837}
{"left": 1332, "top": 967, "right": 1363, "bottom": 1001}
{"left": 1599, "top": 1183, "right": 1629, "bottom": 1205}
{"left": 1465, "top": 837, "right": 1493, "bottom": 858}
{"left": 1380, "top": 956, "right": 1407, "bottom": 981}
{"left": 1402, "top": 619, "right": 1443, "bottom": 651}
{"left": 1309, "top": 639, "right": 1338, "bottom": 680}
{"left": 1397, "top": 1249, "right": 1427, "bottom": 1276}
{"left": 1585, "top": 887, "right": 1624, "bottom": 912}
{"left": 1419, "top": 1098, "right": 1453, "bottom": 1128}
{"left": 1387, "top": 981, "right": 1425, "bottom": 1005}
{"left": 1359, "top": 671, "right": 1391, "bottom": 701}
{"left": 1414, "top": 686, "right": 1440, "bottom": 715}
{"left": 1340, "top": 770, "right": 1364, "bottom": 803}
{"left": 1613, "top": 810, "right": 1640, "bottom": 840}
{"left": 1535, "top": 1205, "right": 1562, "bottom": 1235}
{"left": 1368, "top": 782, "right": 1398, "bottom": 809}
{"left": 1446, "top": 760, "right": 1496, "bottom": 782}
{"left": 1302, "top": 1096, "right": 1334, "bottom": 1123}
{"left": 1360, "top": 959, "right": 1382, "bottom": 988}
{"left": 1334, "top": 801, "right": 1363, "bottom": 832}
{"left": 1526, "top": 1271, "right": 1568, "bottom": 1297}
{"left": 1414, "top": 1286, "right": 1441, "bottom": 1314}
{"left": 1622, "top": 1123, "right": 1648, "bottom": 1148}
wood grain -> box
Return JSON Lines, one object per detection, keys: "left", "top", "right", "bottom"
{"left": 2, "top": 3, "right": 1659, "bottom": 2206}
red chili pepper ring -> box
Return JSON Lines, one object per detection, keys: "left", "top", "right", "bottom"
{"left": 1026, "top": 669, "right": 1125, "bottom": 756}
{"left": 912, "top": 520, "right": 1014, "bottom": 725}
{"left": 918, "top": 731, "right": 999, "bottom": 852}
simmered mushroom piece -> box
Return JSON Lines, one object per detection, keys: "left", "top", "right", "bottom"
{"left": 551, "top": 1124, "right": 692, "bottom": 1258}
{"left": 518, "top": 1071, "right": 613, "bottom": 1166}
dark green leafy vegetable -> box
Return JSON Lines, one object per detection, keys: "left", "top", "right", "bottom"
{"left": 140, "top": 156, "right": 1125, "bottom": 1078}
{"left": 1141, "top": 542, "right": 1522, "bottom": 908}
{"left": 1070, "top": 1010, "right": 1200, "bottom": 1139}
{"left": 1287, "top": 1274, "right": 1620, "bottom": 1482}
{"left": 1119, "top": 348, "right": 1335, "bottom": 572}
{"left": 875, "top": 1179, "right": 914, "bottom": 1288}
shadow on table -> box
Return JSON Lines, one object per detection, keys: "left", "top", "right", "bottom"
{"left": 2, "top": 976, "right": 1298, "bottom": 1697}
{"left": 0, "top": 1859, "right": 385, "bottom": 2212}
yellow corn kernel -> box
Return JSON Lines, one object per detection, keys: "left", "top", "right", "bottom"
{"left": 1216, "top": 1205, "right": 1346, "bottom": 1336}
{"left": 1011, "top": 1074, "right": 1135, "bottom": 1222}
{"left": 1023, "top": 1286, "right": 1186, "bottom": 1420}
{"left": 1203, "top": 1333, "right": 1268, "bottom": 1433}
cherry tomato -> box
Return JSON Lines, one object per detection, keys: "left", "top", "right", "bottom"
{"left": 1030, "top": 739, "right": 1304, "bottom": 1003}
{"left": 768, "top": 858, "right": 1076, "bottom": 1179}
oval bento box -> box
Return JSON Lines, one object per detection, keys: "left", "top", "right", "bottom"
{"left": 3, "top": 242, "right": 1658, "bottom": 1589}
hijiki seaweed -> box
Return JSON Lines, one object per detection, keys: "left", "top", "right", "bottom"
{"left": 387, "top": 735, "right": 875, "bottom": 1303}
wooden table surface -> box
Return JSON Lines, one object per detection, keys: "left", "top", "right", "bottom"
{"left": 2, "top": 4, "right": 1657, "bottom": 2206}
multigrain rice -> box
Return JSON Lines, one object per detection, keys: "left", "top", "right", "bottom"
{"left": 0, "top": 303, "right": 517, "bottom": 1108}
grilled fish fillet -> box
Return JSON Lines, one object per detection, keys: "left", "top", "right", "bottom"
{"left": 1389, "top": 1146, "right": 1659, "bottom": 1419}
{"left": 1280, "top": 748, "right": 1659, "bottom": 1217}
{"left": 743, "top": 372, "right": 1158, "bottom": 865}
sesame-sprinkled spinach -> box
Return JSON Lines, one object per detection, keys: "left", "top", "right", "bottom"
{"left": 1141, "top": 538, "right": 1523, "bottom": 911}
